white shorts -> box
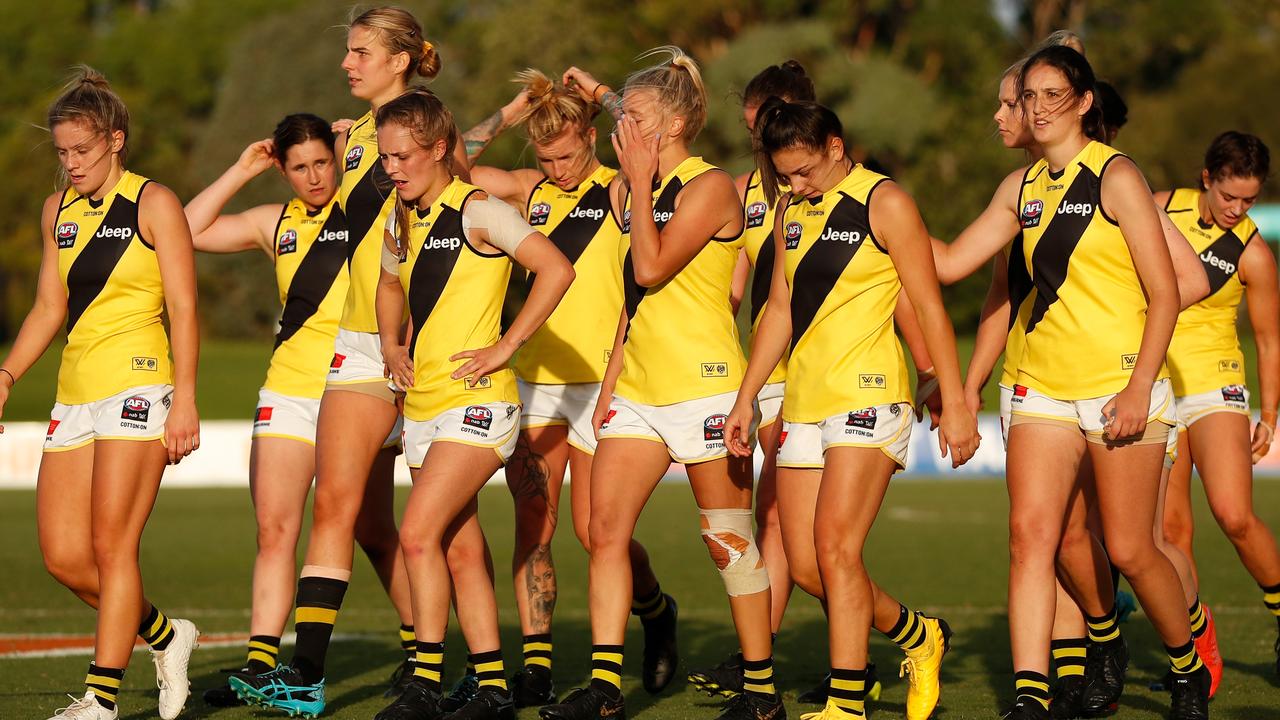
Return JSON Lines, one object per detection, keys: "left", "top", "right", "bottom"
{"left": 518, "top": 380, "right": 602, "bottom": 454}
{"left": 1009, "top": 378, "right": 1175, "bottom": 444}
{"left": 1175, "top": 385, "right": 1250, "bottom": 430}
{"left": 776, "top": 402, "right": 914, "bottom": 470}
{"left": 1164, "top": 405, "right": 1179, "bottom": 469}
{"left": 44, "top": 385, "right": 173, "bottom": 452}
{"left": 328, "top": 329, "right": 392, "bottom": 389}
{"left": 999, "top": 384, "right": 1014, "bottom": 449}
{"left": 597, "top": 390, "right": 754, "bottom": 464}
{"left": 757, "top": 382, "right": 785, "bottom": 430}
{"left": 403, "top": 402, "right": 521, "bottom": 468}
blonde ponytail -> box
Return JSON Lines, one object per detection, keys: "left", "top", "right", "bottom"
{"left": 624, "top": 46, "right": 708, "bottom": 141}
{"left": 510, "top": 68, "right": 597, "bottom": 145}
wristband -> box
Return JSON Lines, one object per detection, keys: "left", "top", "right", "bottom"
{"left": 0, "top": 368, "right": 14, "bottom": 387}
{"left": 591, "top": 82, "right": 605, "bottom": 101}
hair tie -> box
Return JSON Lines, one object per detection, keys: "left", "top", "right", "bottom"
{"left": 422, "top": 40, "right": 434, "bottom": 54}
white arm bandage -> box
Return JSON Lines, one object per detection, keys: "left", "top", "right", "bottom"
{"left": 381, "top": 212, "right": 401, "bottom": 274}
{"left": 463, "top": 196, "right": 536, "bottom": 256}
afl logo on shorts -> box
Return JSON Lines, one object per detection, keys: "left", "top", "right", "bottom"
{"left": 846, "top": 407, "right": 877, "bottom": 430}
{"left": 1020, "top": 199, "right": 1044, "bottom": 228}
{"left": 345, "top": 144, "right": 364, "bottom": 172}
{"left": 704, "top": 414, "right": 727, "bottom": 441}
{"left": 121, "top": 396, "right": 151, "bottom": 422}
{"left": 277, "top": 229, "right": 298, "bottom": 255}
{"left": 746, "top": 201, "right": 768, "bottom": 228}
{"left": 1222, "top": 385, "right": 1247, "bottom": 404}
{"left": 462, "top": 405, "right": 493, "bottom": 431}
{"left": 56, "top": 221, "right": 79, "bottom": 248}
{"left": 529, "top": 202, "right": 552, "bottom": 226}
{"left": 784, "top": 221, "right": 803, "bottom": 250}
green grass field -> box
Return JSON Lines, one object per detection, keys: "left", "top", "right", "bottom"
{"left": 2, "top": 481, "right": 1278, "bottom": 719}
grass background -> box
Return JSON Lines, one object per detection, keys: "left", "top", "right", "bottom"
{"left": 1, "top": 482, "right": 1278, "bottom": 719}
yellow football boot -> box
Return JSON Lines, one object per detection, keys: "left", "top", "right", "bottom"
{"left": 899, "top": 616, "right": 953, "bottom": 720}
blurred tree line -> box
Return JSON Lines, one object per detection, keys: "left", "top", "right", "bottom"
{"left": 2, "top": 0, "right": 1277, "bottom": 342}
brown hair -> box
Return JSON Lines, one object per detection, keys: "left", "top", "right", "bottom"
{"left": 375, "top": 88, "right": 456, "bottom": 249}
{"left": 753, "top": 97, "right": 845, "bottom": 205}
{"left": 47, "top": 65, "right": 130, "bottom": 165}
{"left": 511, "top": 68, "right": 598, "bottom": 145}
{"left": 623, "top": 46, "right": 708, "bottom": 142}
{"left": 743, "top": 60, "right": 816, "bottom": 107}
{"left": 350, "top": 6, "right": 441, "bottom": 81}
{"left": 1203, "top": 131, "right": 1270, "bottom": 188}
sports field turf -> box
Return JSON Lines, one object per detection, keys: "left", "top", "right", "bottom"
{"left": 2, "top": 480, "right": 1278, "bottom": 719}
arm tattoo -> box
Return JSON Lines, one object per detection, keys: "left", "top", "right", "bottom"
{"left": 600, "top": 90, "right": 623, "bottom": 121}
{"left": 463, "top": 109, "right": 506, "bottom": 162}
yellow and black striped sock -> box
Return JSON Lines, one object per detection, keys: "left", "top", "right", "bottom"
{"left": 412, "top": 640, "right": 445, "bottom": 691}
{"left": 1188, "top": 597, "right": 1207, "bottom": 640}
{"left": 1051, "top": 638, "right": 1087, "bottom": 681}
{"left": 292, "top": 576, "right": 348, "bottom": 683}
{"left": 399, "top": 625, "right": 416, "bottom": 657}
{"left": 589, "top": 644, "right": 624, "bottom": 696}
{"left": 523, "top": 633, "right": 552, "bottom": 671}
{"left": 1086, "top": 605, "right": 1121, "bottom": 645}
{"left": 632, "top": 584, "right": 668, "bottom": 622}
{"left": 138, "top": 605, "right": 175, "bottom": 651}
{"left": 245, "top": 634, "right": 281, "bottom": 674}
{"left": 1262, "top": 581, "right": 1280, "bottom": 619}
{"left": 85, "top": 663, "right": 125, "bottom": 711}
{"left": 472, "top": 649, "right": 508, "bottom": 692}
{"left": 827, "top": 667, "right": 867, "bottom": 717}
{"left": 886, "top": 605, "right": 927, "bottom": 651}
{"left": 466, "top": 659, "right": 477, "bottom": 676}
{"left": 742, "top": 657, "right": 776, "bottom": 699}
{"left": 1167, "top": 639, "right": 1204, "bottom": 675}
{"left": 1014, "top": 670, "right": 1051, "bottom": 710}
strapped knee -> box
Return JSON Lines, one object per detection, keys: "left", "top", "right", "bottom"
{"left": 699, "top": 508, "right": 770, "bottom": 597}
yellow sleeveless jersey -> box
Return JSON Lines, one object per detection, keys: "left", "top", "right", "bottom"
{"left": 781, "top": 165, "right": 909, "bottom": 423}
{"left": 53, "top": 171, "right": 173, "bottom": 404}
{"left": 1015, "top": 141, "right": 1167, "bottom": 398}
{"left": 339, "top": 110, "right": 396, "bottom": 333}
{"left": 398, "top": 178, "right": 519, "bottom": 420}
{"left": 999, "top": 234, "right": 1036, "bottom": 387}
{"left": 1165, "top": 187, "right": 1258, "bottom": 396}
{"left": 263, "top": 196, "right": 351, "bottom": 398}
{"left": 742, "top": 170, "right": 787, "bottom": 385}
{"left": 512, "top": 164, "right": 622, "bottom": 385}
{"left": 615, "top": 157, "right": 745, "bottom": 406}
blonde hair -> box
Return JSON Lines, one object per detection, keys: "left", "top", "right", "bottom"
{"left": 350, "top": 6, "right": 441, "bottom": 81}
{"left": 47, "top": 65, "right": 129, "bottom": 165}
{"left": 623, "top": 46, "right": 708, "bottom": 142}
{"left": 374, "top": 88, "right": 456, "bottom": 249}
{"left": 510, "top": 68, "right": 597, "bottom": 145}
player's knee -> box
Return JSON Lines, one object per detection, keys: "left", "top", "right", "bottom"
{"left": 1214, "top": 508, "right": 1256, "bottom": 543}
{"left": 444, "top": 527, "right": 487, "bottom": 572}
{"left": 256, "top": 517, "right": 302, "bottom": 556}
{"left": 1009, "top": 512, "right": 1057, "bottom": 561}
{"left": 788, "top": 561, "right": 823, "bottom": 598}
{"left": 1103, "top": 532, "right": 1154, "bottom": 576}
{"left": 587, "top": 514, "right": 628, "bottom": 557}
{"left": 699, "top": 508, "right": 770, "bottom": 597}
{"left": 311, "top": 487, "right": 360, "bottom": 533}
{"left": 814, "top": 524, "right": 865, "bottom": 577}
{"left": 42, "top": 549, "right": 94, "bottom": 591}
{"left": 571, "top": 517, "right": 591, "bottom": 553}
{"left": 90, "top": 530, "right": 136, "bottom": 570}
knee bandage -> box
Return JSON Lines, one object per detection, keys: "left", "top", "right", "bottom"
{"left": 699, "top": 508, "right": 770, "bottom": 597}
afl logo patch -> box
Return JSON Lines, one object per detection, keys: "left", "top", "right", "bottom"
{"left": 462, "top": 405, "right": 493, "bottom": 431}
{"left": 703, "top": 414, "right": 727, "bottom": 441}
{"left": 277, "top": 229, "right": 298, "bottom": 255}
{"left": 1222, "top": 385, "right": 1247, "bottom": 404}
{"left": 1020, "top": 199, "right": 1044, "bottom": 228}
{"left": 784, "top": 221, "right": 803, "bottom": 250}
{"left": 746, "top": 201, "right": 768, "bottom": 228}
{"left": 56, "top": 221, "right": 79, "bottom": 248}
{"left": 344, "top": 144, "right": 364, "bottom": 171}
{"left": 846, "top": 407, "right": 877, "bottom": 429}
{"left": 529, "top": 202, "right": 552, "bottom": 226}
{"left": 121, "top": 396, "right": 151, "bottom": 422}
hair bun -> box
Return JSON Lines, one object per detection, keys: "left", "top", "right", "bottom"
{"left": 417, "top": 40, "right": 441, "bottom": 79}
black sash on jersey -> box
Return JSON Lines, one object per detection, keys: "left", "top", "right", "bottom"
{"left": 1024, "top": 167, "right": 1099, "bottom": 336}
{"left": 275, "top": 206, "right": 349, "bottom": 348}
{"left": 64, "top": 187, "right": 147, "bottom": 334}
{"left": 406, "top": 205, "right": 466, "bottom": 358}
{"left": 789, "top": 193, "right": 871, "bottom": 349}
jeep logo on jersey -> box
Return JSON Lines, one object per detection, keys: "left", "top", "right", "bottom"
{"left": 462, "top": 405, "right": 493, "bottom": 431}
{"left": 704, "top": 414, "right": 727, "bottom": 441}
{"left": 316, "top": 229, "right": 347, "bottom": 243}
{"left": 529, "top": 202, "right": 552, "bottom": 225}
{"left": 1222, "top": 385, "right": 1247, "bottom": 404}
{"left": 846, "top": 407, "right": 877, "bottom": 429}
{"left": 277, "top": 229, "right": 298, "bottom": 255}
{"left": 1020, "top": 199, "right": 1043, "bottom": 228}
{"left": 821, "top": 227, "right": 862, "bottom": 244}
{"left": 121, "top": 395, "right": 151, "bottom": 422}
{"left": 423, "top": 236, "right": 462, "bottom": 252}
{"left": 746, "top": 201, "right": 768, "bottom": 228}
{"left": 1200, "top": 249, "right": 1236, "bottom": 275}
{"left": 94, "top": 225, "right": 133, "bottom": 240}
{"left": 653, "top": 209, "right": 675, "bottom": 224}
{"left": 345, "top": 144, "right": 364, "bottom": 171}
{"left": 1057, "top": 202, "right": 1094, "bottom": 217}
{"left": 569, "top": 206, "right": 605, "bottom": 221}
{"left": 784, "top": 221, "right": 803, "bottom": 250}
{"left": 56, "top": 221, "right": 78, "bottom": 248}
